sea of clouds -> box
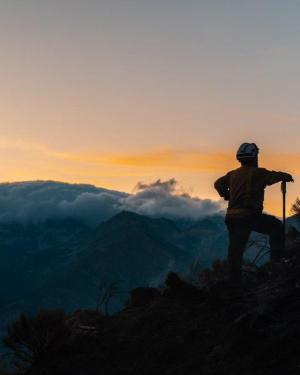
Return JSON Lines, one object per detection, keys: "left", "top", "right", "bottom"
{"left": 0, "top": 179, "right": 225, "bottom": 227}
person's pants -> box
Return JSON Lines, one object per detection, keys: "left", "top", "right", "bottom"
{"left": 225, "top": 213, "right": 285, "bottom": 282}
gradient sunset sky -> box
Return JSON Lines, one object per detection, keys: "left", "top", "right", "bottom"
{"left": 0, "top": 0, "right": 299, "bottom": 216}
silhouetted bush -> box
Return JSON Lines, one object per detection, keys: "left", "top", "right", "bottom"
{"left": 199, "top": 258, "right": 228, "bottom": 285}
{"left": 183, "top": 257, "right": 204, "bottom": 286}
{"left": 2, "top": 308, "right": 67, "bottom": 372}
{"left": 163, "top": 272, "right": 206, "bottom": 300}
{"left": 125, "top": 287, "right": 160, "bottom": 307}
{"left": 291, "top": 197, "right": 300, "bottom": 220}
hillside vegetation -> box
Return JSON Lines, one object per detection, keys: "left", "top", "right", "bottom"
{"left": 2, "top": 224, "right": 300, "bottom": 375}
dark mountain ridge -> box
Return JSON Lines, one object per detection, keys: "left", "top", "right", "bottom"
{"left": 79, "top": 210, "right": 185, "bottom": 253}
{"left": 0, "top": 211, "right": 228, "bottom": 355}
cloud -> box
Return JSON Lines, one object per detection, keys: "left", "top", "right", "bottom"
{"left": 121, "top": 179, "right": 224, "bottom": 221}
{"left": 0, "top": 181, "right": 127, "bottom": 226}
{"left": 134, "top": 178, "right": 177, "bottom": 193}
{"left": 0, "top": 179, "right": 225, "bottom": 226}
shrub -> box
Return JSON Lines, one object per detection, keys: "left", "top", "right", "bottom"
{"left": 125, "top": 287, "right": 160, "bottom": 307}
{"left": 163, "top": 272, "right": 206, "bottom": 300}
{"left": 291, "top": 197, "right": 300, "bottom": 220}
{"left": 199, "top": 258, "right": 228, "bottom": 285}
{"left": 183, "top": 257, "right": 204, "bottom": 286}
{"left": 2, "top": 308, "right": 67, "bottom": 372}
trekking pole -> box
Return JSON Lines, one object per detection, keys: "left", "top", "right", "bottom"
{"left": 281, "top": 181, "right": 286, "bottom": 231}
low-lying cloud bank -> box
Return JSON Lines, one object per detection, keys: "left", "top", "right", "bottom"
{"left": 0, "top": 180, "right": 225, "bottom": 226}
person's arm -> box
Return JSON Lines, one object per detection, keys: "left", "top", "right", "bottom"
{"left": 265, "top": 170, "right": 294, "bottom": 186}
{"left": 214, "top": 173, "right": 230, "bottom": 201}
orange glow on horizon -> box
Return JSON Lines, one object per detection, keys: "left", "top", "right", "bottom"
{"left": 0, "top": 137, "right": 298, "bottom": 218}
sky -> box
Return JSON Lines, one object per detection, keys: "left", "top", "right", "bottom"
{"left": 0, "top": 0, "right": 299, "bottom": 216}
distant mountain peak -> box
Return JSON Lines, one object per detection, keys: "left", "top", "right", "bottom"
{"left": 114, "top": 210, "right": 141, "bottom": 218}
{"left": 106, "top": 210, "right": 178, "bottom": 227}
{"left": 188, "top": 218, "right": 221, "bottom": 233}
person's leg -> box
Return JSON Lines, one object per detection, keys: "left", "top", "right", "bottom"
{"left": 252, "top": 214, "right": 285, "bottom": 262}
{"left": 226, "top": 219, "right": 252, "bottom": 282}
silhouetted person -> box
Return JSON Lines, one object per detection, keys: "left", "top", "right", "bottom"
{"left": 214, "top": 143, "right": 293, "bottom": 283}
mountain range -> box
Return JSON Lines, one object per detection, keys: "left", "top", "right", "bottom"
{"left": 0, "top": 210, "right": 228, "bottom": 350}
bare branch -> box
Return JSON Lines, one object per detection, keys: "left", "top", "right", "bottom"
{"left": 95, "top": 279, "right": 125, "bottom": 315}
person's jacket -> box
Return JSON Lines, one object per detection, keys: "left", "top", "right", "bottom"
{"left": 214, "top": 166, "right": 291, "bottom": 217}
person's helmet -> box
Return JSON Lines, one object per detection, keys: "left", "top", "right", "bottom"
{"left": 236, "top": 143, "right": 259, "bottom": 160}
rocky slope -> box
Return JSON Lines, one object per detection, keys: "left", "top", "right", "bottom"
{"left": 20, "top": 228, "right": 300, "bottom": 375}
